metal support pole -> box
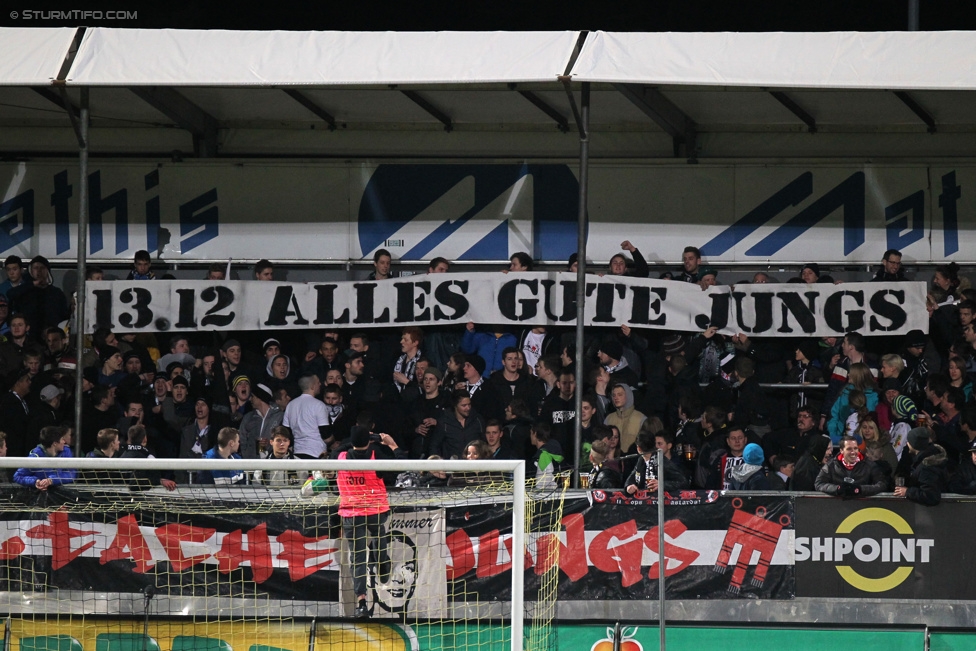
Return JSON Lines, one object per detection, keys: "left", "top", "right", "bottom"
{"left": 657, "top": 448, "right": 666, "bottom": 651}
{"left": 908, "top": 0, "right": 920, "bottom": 30}
{"left": 73, "top": 87, "right": 89, "bottom": 437}
{"left": 572, "top": 82, "right": 590, "bottom": 488}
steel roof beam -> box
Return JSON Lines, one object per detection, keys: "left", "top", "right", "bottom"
{"left": 130, "top": 86, "right": 219, "bottom": 157}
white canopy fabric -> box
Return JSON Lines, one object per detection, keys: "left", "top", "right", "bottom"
{"left": 0, "top": 28, "right": 78, "bottom": 85}
{"left": 5, "top": 28, "right": 976, "bottom": 159}
{"left": 571, "top": 31, "right": 976, "bottom": 90}
{"left": 67, "top": 29, "right": 580, "bottom": 86}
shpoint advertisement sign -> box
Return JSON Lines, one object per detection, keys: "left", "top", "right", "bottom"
{"left": 1, "top": 160, "right": 974, "bottom": 264}
{"left": 794, "top": 499, "right": 974, "bottom": 599}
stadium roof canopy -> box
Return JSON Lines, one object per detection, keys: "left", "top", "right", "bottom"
{"left": 3, "top": 27, "right": 976, "bottom": 159}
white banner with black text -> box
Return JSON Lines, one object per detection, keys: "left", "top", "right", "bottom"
{"left": 85, "top": 274, "right": 928, "bottom": 337}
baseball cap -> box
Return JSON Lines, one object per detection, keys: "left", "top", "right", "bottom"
{"left": 40, "top": 385, "right": 64, "bottom": 402}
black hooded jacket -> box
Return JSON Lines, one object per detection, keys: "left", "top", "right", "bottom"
{"left": 905, "top": 443, "right": 949, "bottom": 506}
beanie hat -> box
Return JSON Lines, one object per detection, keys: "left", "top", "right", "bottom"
{"left": 907, "top": 427, "right": 930, "bottom": 450}
{"left": 195, "top": 394, "right": 213, "bottom": 410}
{"left": 171, "top": 375, "right": 189, "bottom": 388}
{"left": 82, "top": 366, "right": 99, "bottom": 385}
{"left": 99, "top": 346, "right": 121, "bottom": 364}
{"left": 424, "top": 366, "right": 444, "bottom": 381}
{"left": 662, "top": 334, "right": 685, "bottom": 356}
{"left": 600, "top": 339, "right": 624, "bottom": 361}
{"left": 796, "top": 339, "right": 820, "bottom": 363}
{"left": 891, "top": 395, "right": 918, "bottom": 422}
{"left": 30, "top": 255, "right": 51, "bottom": 271}
{"left": 904, "top": 330, "right": 927, "bottom": 349}
{"left": 251, "top": 382, "right": 273, "bottom": 404}
{"left": 221, "top": 339, "right": 241, "bottom": 352}
{"left": 742, "top": 442, "right": 764, "bottom": 466}
{"left": 801, "top": 263, "right": 820, "bottom": 279}
{"left": 467, "top": 354, "right": 486, "bottom": 376}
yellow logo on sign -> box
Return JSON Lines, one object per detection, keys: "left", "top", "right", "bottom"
{"left": 834, "top": 507, "right": 914, "bottom": 593}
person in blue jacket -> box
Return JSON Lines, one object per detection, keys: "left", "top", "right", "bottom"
{"left": 203, "top": 426, "right": 247, "bottom": 486}
{"left": 461, "top": 321, "right": 517, "bottom": 378}
{"left": 14, "top": 425, "right": 76, "bottom": 489}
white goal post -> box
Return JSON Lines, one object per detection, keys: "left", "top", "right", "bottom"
{"left": 0, "top": 456, "right": 529, "bottom": 651}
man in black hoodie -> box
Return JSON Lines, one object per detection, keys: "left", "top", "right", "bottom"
{"left": 539, "top": 369, "right": 577, "bottom": 450}
{"left": 894, "top": 427, "right": 948, "bottom": 506}
{"left": 790, "top": 434, "right": 831, "bottom": 492}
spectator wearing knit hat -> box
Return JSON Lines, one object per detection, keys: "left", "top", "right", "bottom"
{"left": 730, "top": 442, "right": 770, "bottom": 490}
{"left": 461, "top": 354, "right": 501, "bottom": 421}
{"left": 178, "top": 393, "right": 230, "bottom": 482}
{"left": 238, "top": 382, "right": 283, "bottom": 459}
{"left": 888, "top": 393, "right": 918, "bottom": 459}
{"left": 698, "top": 269, "right": 719, "bottom": 290}
{"left": 8, "top": 255, "right": 69, "bottom": 336}
{"left": 893, "top": 427, "right": 948, "bottom": 505}
{"left": 97, "top": 346, "right": 126, "bottom": 387}
{"left": 799, "top": 263, "right": 820, "bottom": 284}
{"left": 597, "top": 338, "right": 639, "bottom": 389}
{"left": 900, "top": 328, "right": 936, "bottom": 406}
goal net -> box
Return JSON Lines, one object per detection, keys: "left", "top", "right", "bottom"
{"left": 0, "top": 456, "right": 569, "bottom": 651}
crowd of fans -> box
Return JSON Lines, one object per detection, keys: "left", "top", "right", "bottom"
{"left": 1, "top": 244, "right": 974, "bottom": 505}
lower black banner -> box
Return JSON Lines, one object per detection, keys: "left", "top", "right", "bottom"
{"left": 0, "top": 487, "right": 796, "bottom": 608}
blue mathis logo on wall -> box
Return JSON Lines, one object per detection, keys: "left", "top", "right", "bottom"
{"left": 358, "top": 164, "right": 580, "bottom": 262}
